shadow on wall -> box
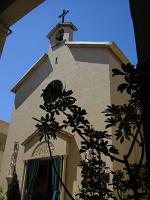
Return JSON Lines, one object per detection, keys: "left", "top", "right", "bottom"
{"left": 69, "top": 47, "right": 109, "bottom": 64}
{"left": 14, "top": 58, "right": 52, "bottom": 109}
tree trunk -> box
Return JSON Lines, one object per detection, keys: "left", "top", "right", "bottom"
{"left": 129, "top": 0, "right": 150, "bottom": 63}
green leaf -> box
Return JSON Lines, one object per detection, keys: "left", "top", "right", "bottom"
{"left": 78, "top": 125, "right": 85, "bottom": 129}
{"left": 105, "top": 124, "right": 112, "bottom": 129}
{"left": 109, "top": 146, "right": 119, "bottom": 155}
{"left": 72, "top": 128, "right": 76, "bottom": 133}
{"left": 117, "top": 83, "right": 128, "bottom": 93}
{"left": 127, "top": 86, "right": 132, "bottom": 95}
{"left": 63, "top": 120, "right": 68, "bottom": 124}
{"left": 120, "top": 137, "right": 124, "bottom": 143}
{"left": 39, "top": 105, "right": 46, "bottom": 110}
{"left": 56, "top": 110, "right": 59, "bottom": 115}
{"left": 121, "top": 63, "right": 127, "bottom": 72}
{"left": 112, "top": 68, "right": 125, "bottom": 76}
{"left": 32, "top": 117, "right": 41, "bottom": 122}
{"left": 64, "top": 90, "right": 73, "bottom": 96}
{"left": 46, "top": 113, "right": 49, "bottom": 120}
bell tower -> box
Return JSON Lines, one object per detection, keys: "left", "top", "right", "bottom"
{"left": 47, "top": 10, "right": 78, "bottom": 47}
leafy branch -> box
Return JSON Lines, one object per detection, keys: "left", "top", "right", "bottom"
{"left": 33, "top": 63, "right": 150, "bottom": 199}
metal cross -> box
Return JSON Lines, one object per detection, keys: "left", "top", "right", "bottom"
{"left": 59, "top": 9, "right": 69, "bottom": 23}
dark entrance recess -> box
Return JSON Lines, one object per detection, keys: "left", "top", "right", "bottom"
{"left": 32, "top": 160, "right": 51, "bottom": 199}
{"left": 23, "top": 158, "right": 61, "bottom": 200}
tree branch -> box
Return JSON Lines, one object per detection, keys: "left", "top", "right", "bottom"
{"left": 135, "top": 130, "right": 145, "bottom": 178}
{"left": 126, "top": 118, "right": 143, "bottom": 159}
{"left": 124, "top": 155, "right": 139, "bottom": 200}
{"left": 46, "top": 137, "right": 75, "bottom": 200}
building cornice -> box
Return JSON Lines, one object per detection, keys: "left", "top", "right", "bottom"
{"left": 47, "top": 22, "right": 78, "bottom": 39}
{"left": 66, "top": 41, "right": 129, "bottom": 64}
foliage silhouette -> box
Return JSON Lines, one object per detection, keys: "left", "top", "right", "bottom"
{"left": 0, "top": 187, "right": 5, "bottom": 200}
{"left": 7, "top": 173, "right": 21, "bottom": 200}
{"left": 34, "top": 63, "right": 149, "bottom": 200}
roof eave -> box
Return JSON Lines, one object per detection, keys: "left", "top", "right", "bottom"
{"left": 11, "top": 54, "right": 48, "bottom": 93}
{"left": 65, "top": 41, "right": 129, "bottom": 64}
{"left": 0, "top": 0, "right": 45, "bottom": 27}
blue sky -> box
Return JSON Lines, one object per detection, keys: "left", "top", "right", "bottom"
{"left": 0, "top": 1, "right": 137, "bottom": 122}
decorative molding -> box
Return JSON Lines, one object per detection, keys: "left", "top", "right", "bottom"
{"left": 31, "top": 141, "right": 54, "bottom": 158}
{"left": 6, "top": 142, "right": 19, "bottom": 185}
{"left": 22, "top": 129, "right": 73, "bottom": 146}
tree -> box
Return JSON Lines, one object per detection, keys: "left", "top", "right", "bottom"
{"left": 7, "top": 173, "right": 21, "bottom": 200}
{"left": 34, "top": 63, "right": 149, "bottom": 199}
{"left": 129, "top": 0, "right": 150, "bottom": 176}
{"left": 129, "top": 0, "right": 150, "bottom": 63}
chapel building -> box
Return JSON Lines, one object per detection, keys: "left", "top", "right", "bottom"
{"left": 0, "top": 20, "right": 138, "bottom": 200}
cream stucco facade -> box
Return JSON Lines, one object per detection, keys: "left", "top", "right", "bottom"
{"left": 0, "top": 120, "right": 9, "bottom": 173}
{"left": 0, "top": 22, "right": 138, "bottom": 200}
